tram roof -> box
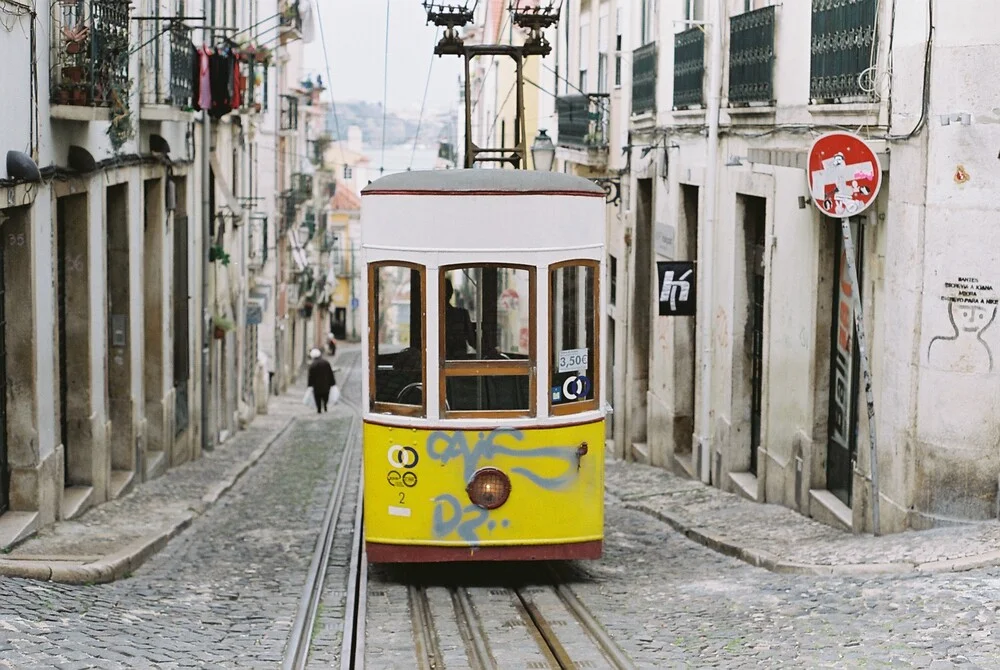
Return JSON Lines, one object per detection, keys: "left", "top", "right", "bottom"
{"left": 361, "top": 169, "right": 606, "bottom": 197}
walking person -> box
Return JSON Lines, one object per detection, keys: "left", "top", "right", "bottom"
{"left": 307, "top": 348, "right": 337, "bottom": 413}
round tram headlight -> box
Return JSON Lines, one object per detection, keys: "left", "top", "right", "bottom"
{"left": 465, "top": 468, "right": 512, "bottom": 510}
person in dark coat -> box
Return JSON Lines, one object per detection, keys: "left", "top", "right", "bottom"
{"left": 308, "top": 348, "right": 336, "bottom": 413}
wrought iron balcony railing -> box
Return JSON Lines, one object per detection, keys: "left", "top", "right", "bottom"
{"left": 810, "top": 0, "right": 878, "bottom": 102}
{"left": 555, "top": 93, "right": 610, "bottom": 150}
{"left": 51, "top": 0, "right": 131, "bottom": 108}
{"left": 278, "top": 190, "right": 297, "bottom": 232}
{"left": 139, "top": 20, "right": 196, "bottom": 108}
{"left": 729, "top": 6, "right": 776, "bottom": 105}
{"left": 631, "top": 42, "right": 657, "bottom": 116}
{"left": 292, "top": 172, "right": 314, "bottom": 200}
{"left": 240, "top": 50, "right": 271, "bottom": 114}
{"left": 280, "top": 94, "right": 299, "bottom": 130}
{"left": 673, "top": 28, "right": 705, "bottom": 109}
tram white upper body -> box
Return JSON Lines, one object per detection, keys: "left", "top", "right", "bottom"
{"left": 360, "top": 170, "right": 606, "bottom": 261}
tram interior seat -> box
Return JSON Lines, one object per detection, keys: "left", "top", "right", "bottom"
{"left": 445, "top": 351, "right": 530, "bottom": 411}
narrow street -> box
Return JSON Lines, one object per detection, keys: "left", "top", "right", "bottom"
{"left": 0, "top": 352, "right": 997, "bottom": 668}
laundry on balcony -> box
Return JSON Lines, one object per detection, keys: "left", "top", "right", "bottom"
{"left": 192, "top": 45, "right": 247, "bottom": 118}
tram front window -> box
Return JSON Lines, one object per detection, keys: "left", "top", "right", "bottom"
{"left": 550, "top": 262, "right": 599, "bottom": 414}
{"left": 441, "top": 266, "right": 534, "bottom": 415}
{"left": 370, "top": 263, "right": 425, "bottom": 415}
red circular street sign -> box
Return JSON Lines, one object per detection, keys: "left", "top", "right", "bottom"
{"left": 806, "top": 132, "right": 882, "bottom": 219}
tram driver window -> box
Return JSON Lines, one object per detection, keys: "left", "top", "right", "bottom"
{"left": 550, "top": 262, "right": 599, "bottom": 414}
{"left": 440, "top": 266, "right": 535, "bottom": 415}
{"left": 370, "top": 263, "right": 425, "bottom": 415}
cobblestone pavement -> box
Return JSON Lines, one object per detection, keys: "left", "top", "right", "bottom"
{"left": 0, "top": 360, "right": 359, "bottom": 669}
{"left": 3, "top": 344, "right": 1000, "bottom": 667}
{"left": 605, "top": 460, "right": 1000, "bottom": 574}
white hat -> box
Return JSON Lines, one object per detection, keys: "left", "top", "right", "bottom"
{"left": 309, "top": 348, "right": 322, "bottom": 359}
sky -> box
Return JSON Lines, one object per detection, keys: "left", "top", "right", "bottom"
{"left": 302, "top": 0, "right": 464, "bottom": 115}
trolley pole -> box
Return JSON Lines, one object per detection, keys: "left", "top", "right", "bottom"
{"left": 422, "top": 1, "right": 559, "bottom": 170}
{"left": 840, "top": 217, "right": 880, "bottom": 536}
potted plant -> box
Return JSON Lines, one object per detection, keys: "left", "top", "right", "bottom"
{"left": 62, "top": 23, "right": 89, "bottom": 54}
{"left": 62, "top": 66, "right": 85, "bottom": 84}
{"left": 208, "top": 244, "right": 231, "bottom": 265}
{"left": 212, "top": 315, "right": 235, "bottom": 339}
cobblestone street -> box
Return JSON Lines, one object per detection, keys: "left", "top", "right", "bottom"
{"left": 1, "top": 361, "right": 999, "bottom": 667}
{"left": 0, "top": 402, "right": 355, "bottom": 669}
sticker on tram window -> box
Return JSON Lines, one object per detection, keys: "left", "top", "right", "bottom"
{"left": 558, "top": 348, "right": 589, "bottom": 373}
{"left": 553, "top": 375, "right": 591, "bottom": 403}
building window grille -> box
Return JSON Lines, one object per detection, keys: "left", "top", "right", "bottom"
{"left": 728, "top": 5, "right": 776, "bottom": 105}
{"left": 673, "top": 28, "right": 705, "bottom": 109}
{"left": 631, "top": 42, "right": 657, "bottom": 116}
{"left": 809, "top": 0, "right": 878, "bottom": 102}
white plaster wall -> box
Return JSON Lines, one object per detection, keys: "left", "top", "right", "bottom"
{"left": 0, "top": 6, "right": 34, "bottom": 179}
{"left": 32, "top": 194, "right": 56, "bottom": 460}
{"left": 88, "top": 178, "right": 107, "bottom": 428}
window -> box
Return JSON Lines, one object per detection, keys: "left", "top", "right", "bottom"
{"left": 685, "top": 0, "right": 704, "bottom": 22}
{"left": 369, "top": 263, "right": 425, "bottom": 415}
{"left": 343, "top": 165, "right": 353, "bottom": 180}
{"left": 440, "top": 265, "right": 535, "bottom": 416}
{"left": 598, "top": 8, "right": 609, "bottom": 92}
{"left": 609, "top": 255, "right": 617, "bottom": 305}
{"left": 641, "top": 0, "right": 656, "bottom": 45}
{"left": 744, "top": 0, "right": 772, "bottom": 11}
{"left": 579, "top": 70, "right": 588, "bottom": 92}
{"left": 614, "top": 9, "right": 623, "bottom": 87}
{"left": 550, "top": 261, "right": 599, "bottom": 414}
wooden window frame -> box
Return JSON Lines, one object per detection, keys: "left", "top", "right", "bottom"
{"left": 439, "top": 263, "right": 537, "bottom": 419}
{"left": 549, "top": 259, "right": 601, "bottom": 416}
{"left": 368, "top": 261, "right": 427, "bottom": 417}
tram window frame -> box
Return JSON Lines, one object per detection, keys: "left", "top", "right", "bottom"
{"left": 439, "top": 263, "right": 537, "bottom": 419}
{"left": 368, "top": 261, "right": 427, "bottom": 417}
{"left": 549, "top": 260, "right": 601, "bottom": 416}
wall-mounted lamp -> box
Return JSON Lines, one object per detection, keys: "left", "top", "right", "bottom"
{"left": 725, "top": 155, "right": 748, "bottom": 167}
{"left": 939, "top": 113, "right": 972, "bottom": 126}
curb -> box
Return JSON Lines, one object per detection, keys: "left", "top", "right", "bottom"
{"left": 0, "top": 416, "right": 297, "bottom": 585}
{"left": 624, "top": 501, "right": 1000, "bottom": 577}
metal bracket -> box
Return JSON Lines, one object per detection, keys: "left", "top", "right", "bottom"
{"left": 590, "top": 177, "right": 621, "bottom": 205}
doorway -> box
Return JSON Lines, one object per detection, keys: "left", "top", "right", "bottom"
{"left": 107, "top": 184, "right": 134, "bottom": 489}
{"left": 0, "top": 232, "right": 7, "bottom": 515}
{"left": 143, "top": 178, "right": 166, "bottom": 470}
{"left": 742, "top": 196, "right": 767, "bottom": 476}
{"left": 826, "top": 219, "right": 863, "bottom": 506}
{"left": 628, "top": 178, "right": 653, "bottom": 457}
{"left": 173, "top": 178, "right": 190, "bottom": 442}
{"left": 56, "top": 192, "right": 91, "bottom": 504}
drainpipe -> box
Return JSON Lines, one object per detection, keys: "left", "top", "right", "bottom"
{"left": 698, "top": 0, "right": 724, "bottom": 484}
{"left": 201, "top": 107, "right": 213, "bottom": 452}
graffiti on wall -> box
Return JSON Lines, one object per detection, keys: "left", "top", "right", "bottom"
{"left": 927, "top": 277, "right": 998, "bottom": 373}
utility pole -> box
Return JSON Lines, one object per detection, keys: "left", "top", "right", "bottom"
{"left": 423, "top": 1, "right": 560, "bottom": 169}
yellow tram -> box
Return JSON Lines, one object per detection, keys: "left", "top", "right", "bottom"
{"left": 359, "top": 170, "right": 607, "bottom": 562}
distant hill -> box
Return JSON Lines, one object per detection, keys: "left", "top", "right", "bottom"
{"left": 326, "top": 101, "right": 458, "bottom": 148}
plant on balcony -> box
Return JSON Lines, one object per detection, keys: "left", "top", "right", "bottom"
{"left": 208, "top": 243, "right": 231, "bottom": 265}
{"left": 106, "top": 80, "right": 135, "bottom": 151}
{"left": 61, "top": 23, "right": 89, "bottom": 54}
{"left": 212, "top": 314, "right": 235, "bottom": 339}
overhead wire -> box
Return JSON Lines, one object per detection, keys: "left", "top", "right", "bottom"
{"left": 378, "top": 0, "right": 391, "bottom": 175}
{"left": 313, "top": 0, "right": 342, "bottom": 143}
{"left": 410, "top": 26, "right": 441, "bottom": 170}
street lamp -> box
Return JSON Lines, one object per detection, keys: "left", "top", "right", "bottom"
{"left": 530, "top": 129, "right": 555, "bottom": 171}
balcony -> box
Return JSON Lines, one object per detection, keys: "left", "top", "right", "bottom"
{"left": 673, "top": 28, "right": 705, "bottom": 110}
{"left": 238, "top": 48, "right": 271, "bottom": 115}
{"left": 631, "top": 42, "right": 656, "bottom": 118}
{"left": 278, "top": 190, "right": 297, "bottom": 232}
{"left": 50, "top": 0, "right": 131, "bottom": 122}
{"left": 810, "top": 0, "right": 877, "bottom": 102}
{"left": 555, "top": 93, "right": 609, "bottom": 167}
{"left": 278, "top": 0, "right": 302, "bottom": 41}
{"left": 292, "top": 172, "right": 313, "bottom": 200}
{"left": 728, "top": 6, "right": 775, "bottom": 106}
{"left": 138, "top": 20, "right": 196, "bottom": 122}
{"left": 279, "top": 94, "right": 299, "bottom": 132}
